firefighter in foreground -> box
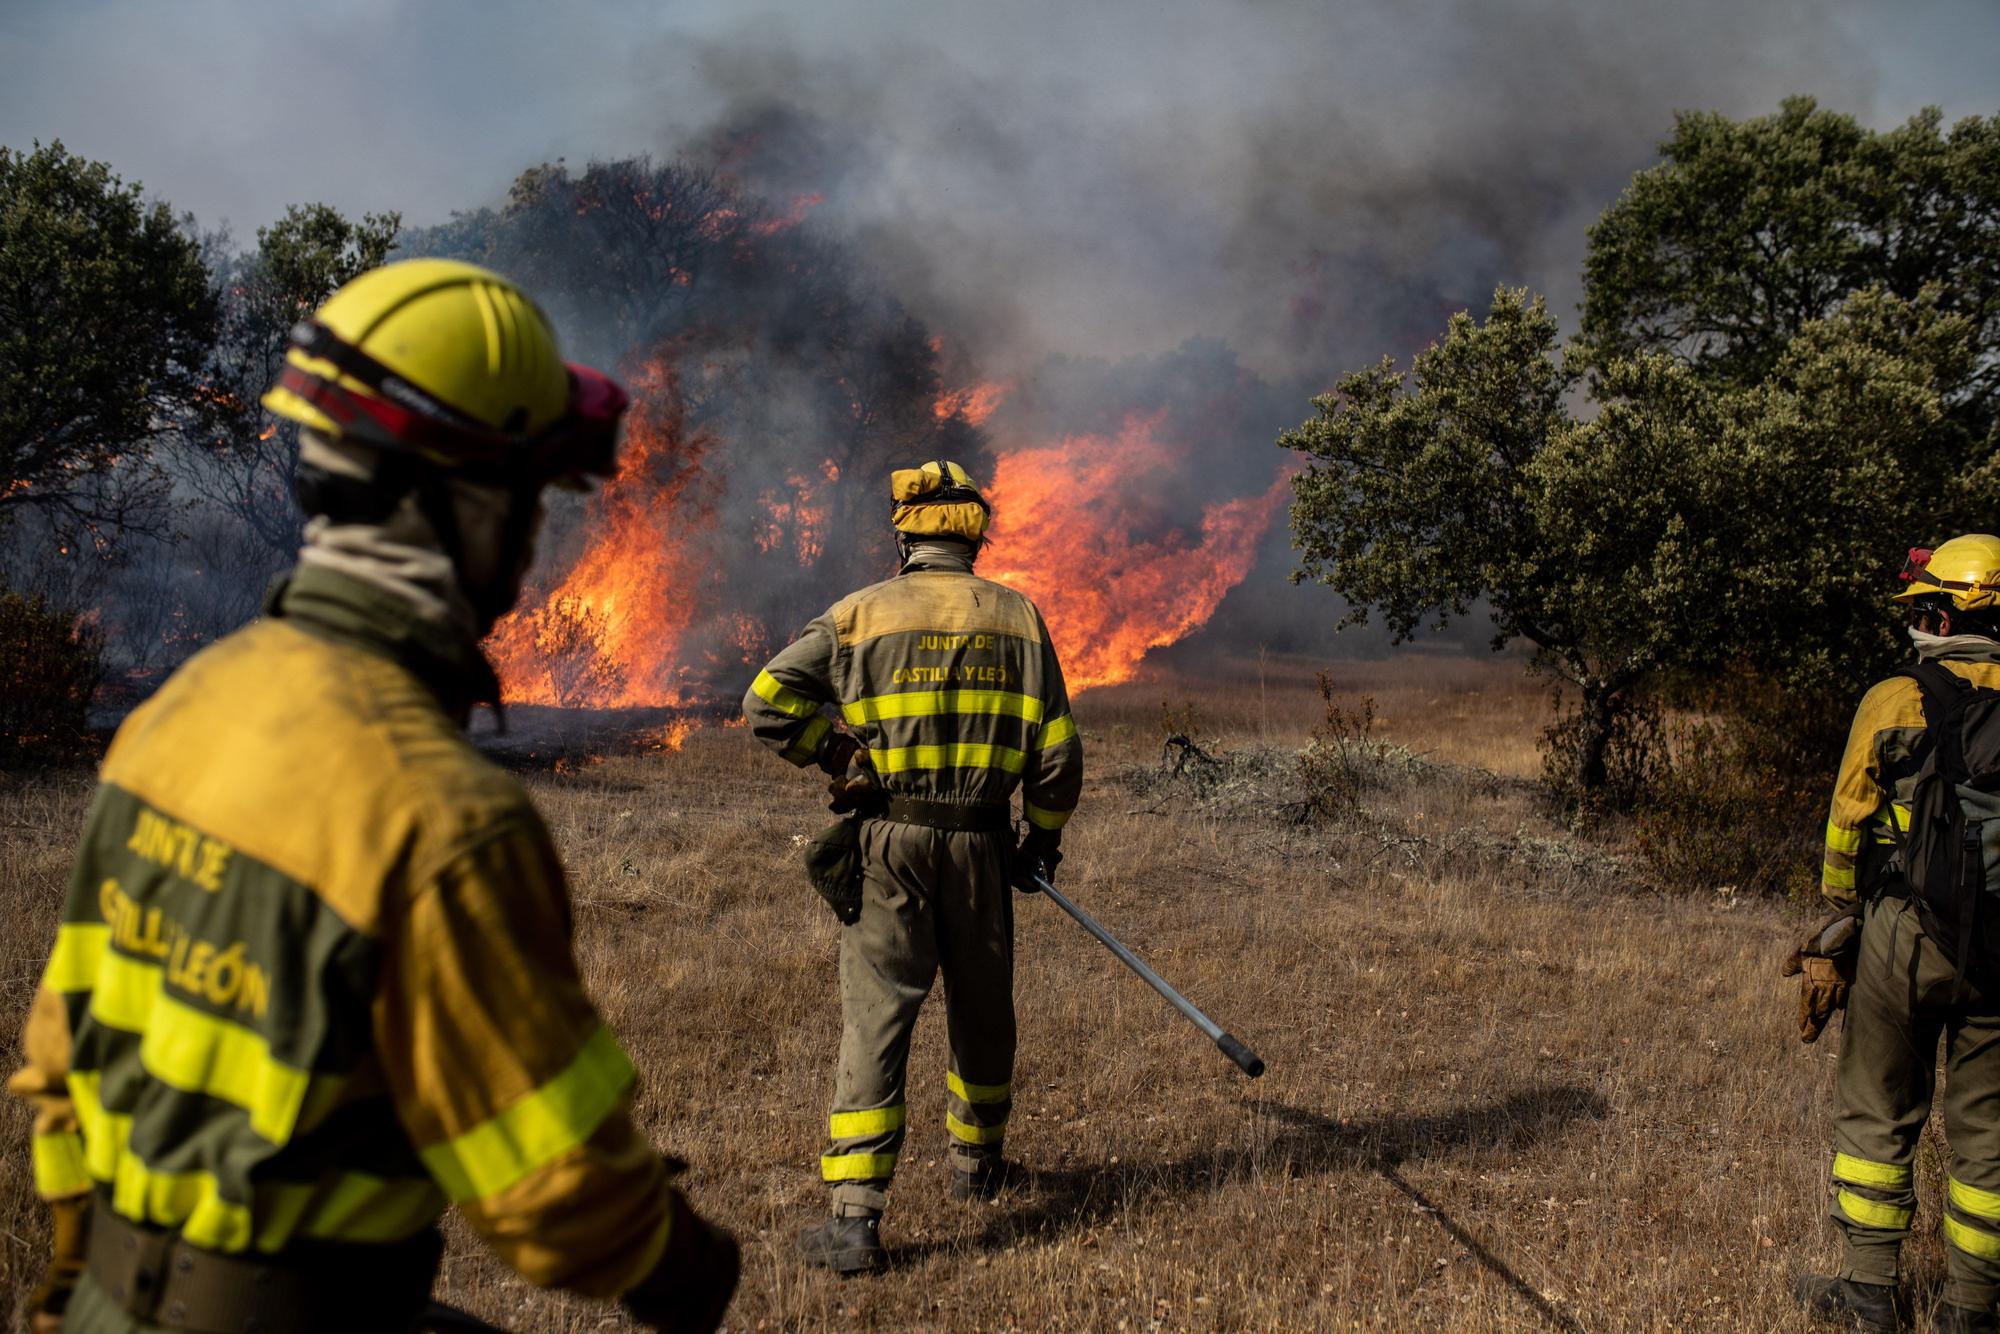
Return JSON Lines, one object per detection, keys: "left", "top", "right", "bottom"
{"left": 9, "top": 260, "right": 737, "bottom": 1333}
{"left": 1790, "top": 536, "right": 2000, "bottom": 1334}
{"left": 742, "top": 461, "right": 1083, "bottom": 1274}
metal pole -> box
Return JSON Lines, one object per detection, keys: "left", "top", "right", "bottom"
{"left": 1028, "top": 871, "right": 1265, "bottom": 1078}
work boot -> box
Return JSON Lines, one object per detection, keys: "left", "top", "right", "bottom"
{"left": 797, "top": 1214, "right": 886, "bottom": 1275}
{"left": 1935, "top": 1304, "right": 2000, "bottom": 1334}
{"left": 949, "top": 1157, "right": 1012, "bottom": 1201}
{"left": 1793, "top": 1274, "right": 1901, "bottom": 1332}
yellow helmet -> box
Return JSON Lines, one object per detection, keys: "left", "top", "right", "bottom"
{"left": 1894, "top": 534, "right": 2000, "bottom": 612}
{"left": 891, "top": 460, "right": 990, "bottom": 542}
{"left": 262, "top": 259, "right": 625, "bottom": 482}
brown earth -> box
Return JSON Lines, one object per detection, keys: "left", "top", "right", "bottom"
{"left": 0, "top": 653, "right": 1937, "bottom": 1330}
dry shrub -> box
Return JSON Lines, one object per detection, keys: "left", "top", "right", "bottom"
{"left": 1295, "top": 670, "right": 1376, "bottom": 818}
{"left": 1538, "top": 691, "right": 1666, "bottom": 818}
{"left": 0, "top": 590, "right": 103, "bottom": 768}
{"left": 1631, "top": 673, "right": 1835, "bottom": 896}
{"left": 529, "top": 595, "right": 626, "bottom": 707}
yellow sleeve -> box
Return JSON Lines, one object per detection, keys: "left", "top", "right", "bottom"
{"left": 743, "top": 613, "right": 837, "bottom": 768}
{"left": 1022, "top": 613, "right": 1083, "bottom": 832}
{"left": 1822, "top": 678, "right": 1911, "bottom": 908}
{"left": 377, "top": 816, "right": 676, "bottom": 1297}
{"left": 8, "top": 984, "right": 93, "bottom": 1202}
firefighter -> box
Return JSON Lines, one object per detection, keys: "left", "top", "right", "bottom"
{"left": 1792, "top": 536, "right": 2000, "bottom": 1334}
{"left": 10, "top": 260, "right": 738, "bottom": 1334}
{"left": 742, "top": 460, "right": 1083, "bottom": 1275}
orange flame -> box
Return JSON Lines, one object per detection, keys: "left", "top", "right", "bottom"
{"left": 640, "top": 718, "right": 697, "bottom": 751}
{"left": 485, "top": 357, "right": 714, "bottom": 707}
{"left": 933, "top": 380, "right": 1012, "bottom": 426}
{"left": 981, "top": 414, "right": 1288, "bottom": 692}
{"left": 752, "top": 192, "right": 825, "bottom": 237}
{"left": 753, "top": 462, "right": 834, "bottom": 567}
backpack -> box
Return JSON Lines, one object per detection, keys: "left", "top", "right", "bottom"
{"left": 1887, "top": 660, "right": 2000, "bottom": 987}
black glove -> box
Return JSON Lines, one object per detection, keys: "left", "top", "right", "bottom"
{"left": 816, "top": 729, "right": 862, "bottom": 776}
{"left": 1014, "top": 826, "right": 1062, "bottom": 893}
{"left": 621, "top": 1189, "right": 740, "bottom": 1334}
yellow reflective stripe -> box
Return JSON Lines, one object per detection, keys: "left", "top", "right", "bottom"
{"left": 1834, "top": 1153, "right": 1912, "bottom": 1190}
{"left": 1949, "top": 1215, "right": 2000, "bottom": 1261}
{"left": 1823, "top": 863, "right": 1857, "bottom": 891}
{"left": 111, "top": 1148, "right": 255, "bottom": 1251}
{"left": 945, "top": 1112, "right": 1007, "bottom": 1146}
{"left": 67, "top": 1070, "right": 125, "bottom": 1182}
{"left": 289, "top": 1175, "right": 443, "bottom": 1246}
{"left": 418, "top": 1024, "right": 635, "bottom": 1204}
{"left": 68, "top": 1070, "right": 436, "bottom": 1250}
{"left": 44, "top": 922, "right": 108, "bottom": 993}
{"left": 1839, "top": 1189, "right": 1914, "bottom": 1230}
{"left": 781, "top": 715, "right": 832, "bottom": 766}
{"left": 1041, "top": 714, "right": 1078, "bottom": 749}
{"left": 946, "top": 1070, "right": 1010, "bottom": 1104}
{"left": 841, "top": 690, "right": 1044, "bottom": 725}
{"left": 142, "top": 991, "right": 312, "bottom": 1145}
{"left": 1952, "top": 1177, "right": 2000, "bottom": 1221}
{"left": 1870, "top": 806, "right": 1912, "bottom": 836}
{"left": 820, "top": 1152, "right": 898, "bottom": 1182}
{"left": 91, "top": 949, "right": 311, "bottom": 1146}
{"left": 1825, "top": 822, "right": 1865, "bottom": 855}
{"left": 32, "top": 1131, "right": 91, "bottom": 1198}
{"left": 829, "top": 1105, "right": 906, "bottom": 1139}
{"left": 1024, "top": 801, "right": 1072, "bottom": 831}
{"left": 89, "top": 944, "right": 160, "bottom": 1031}
{"left": 752, "top": 669, "right": 819, "bottom": 719}
{"left": 872, "top": 742, "right": 1025, "bottom": 775}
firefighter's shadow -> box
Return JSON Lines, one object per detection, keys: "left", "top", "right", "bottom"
{"left": 903, "top": 1083, "right": 1603, "bottom": 1329}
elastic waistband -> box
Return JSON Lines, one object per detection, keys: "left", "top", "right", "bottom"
{"left": 85, "top": 1197, "right": 440, "bottom": 1334}
{"left": 880, "top": 795, "right": 1011, "bottom": 833}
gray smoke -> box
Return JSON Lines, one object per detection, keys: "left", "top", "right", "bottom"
{"left": 649, "top": 0, "right": 1965, "bottom": 380}
{"left": 5, "top": 0, "right": 1993, "bottom": 667}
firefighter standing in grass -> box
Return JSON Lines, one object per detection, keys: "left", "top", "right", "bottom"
{"left": 1792, "top": 536, "right": 2000, "bottom": 1334}
{"left": 10, "top": 260, "right": 737, "bottom": 1333}
{"left": 742, "top": 461, "right": 1083, "bottom": 1274}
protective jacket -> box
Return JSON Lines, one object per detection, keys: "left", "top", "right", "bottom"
{"left": 743, "top": 546, "right": 1083, "bottom": 829}
{"left": 1816, "top": 637, "right": 2000, "bottom": 1311}
{"left": 1821, "top": 640, "right": 2000, "bottom": 907}
{"left": 8, "top": 566, "right": 680, "bottom": 1315}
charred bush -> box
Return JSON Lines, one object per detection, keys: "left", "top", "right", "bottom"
{"left": 526, "top": 596, "right": 628, "bottom": 708}
{"left": 0, "top": 590, "right": 104, "bottom": 767}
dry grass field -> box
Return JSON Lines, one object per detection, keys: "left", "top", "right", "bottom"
{"left": 0, "top": 652, "right": 1954, "bottom": 1330}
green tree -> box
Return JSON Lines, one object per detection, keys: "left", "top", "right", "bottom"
{"left": 1581, "top": 98, "right": 2000, "bottom": 411}
{"left": 1282, "top": 289, "right": 1746, "bottom": 794}
{"left": 184, "top": 203, "right": 400, "bottom": 558}
{"left": 1724, "top": 288, "right": 1989, "bottom": 693}
{"left": 1284, "top": 284, "right": 1984, "bottom": 802}
{"left": 0, "top": 141, "right": 214, "bottom": 540}
{"left": 1289, "top": 99, "right": 2000, "bottom": 807}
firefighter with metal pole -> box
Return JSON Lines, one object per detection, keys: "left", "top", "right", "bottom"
{"left": 11, "top": 260, "right": 738, "bottom": 1333}
{"left": 742, "top": 461, "right": 1083, "bottom": 1275}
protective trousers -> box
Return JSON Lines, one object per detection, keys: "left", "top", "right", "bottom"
{"left": 1832, "top": 896, "right": 2000, "bottom": 1309}
{"left": 820, "top": 819, "right": 1014, "bottom": 1215}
